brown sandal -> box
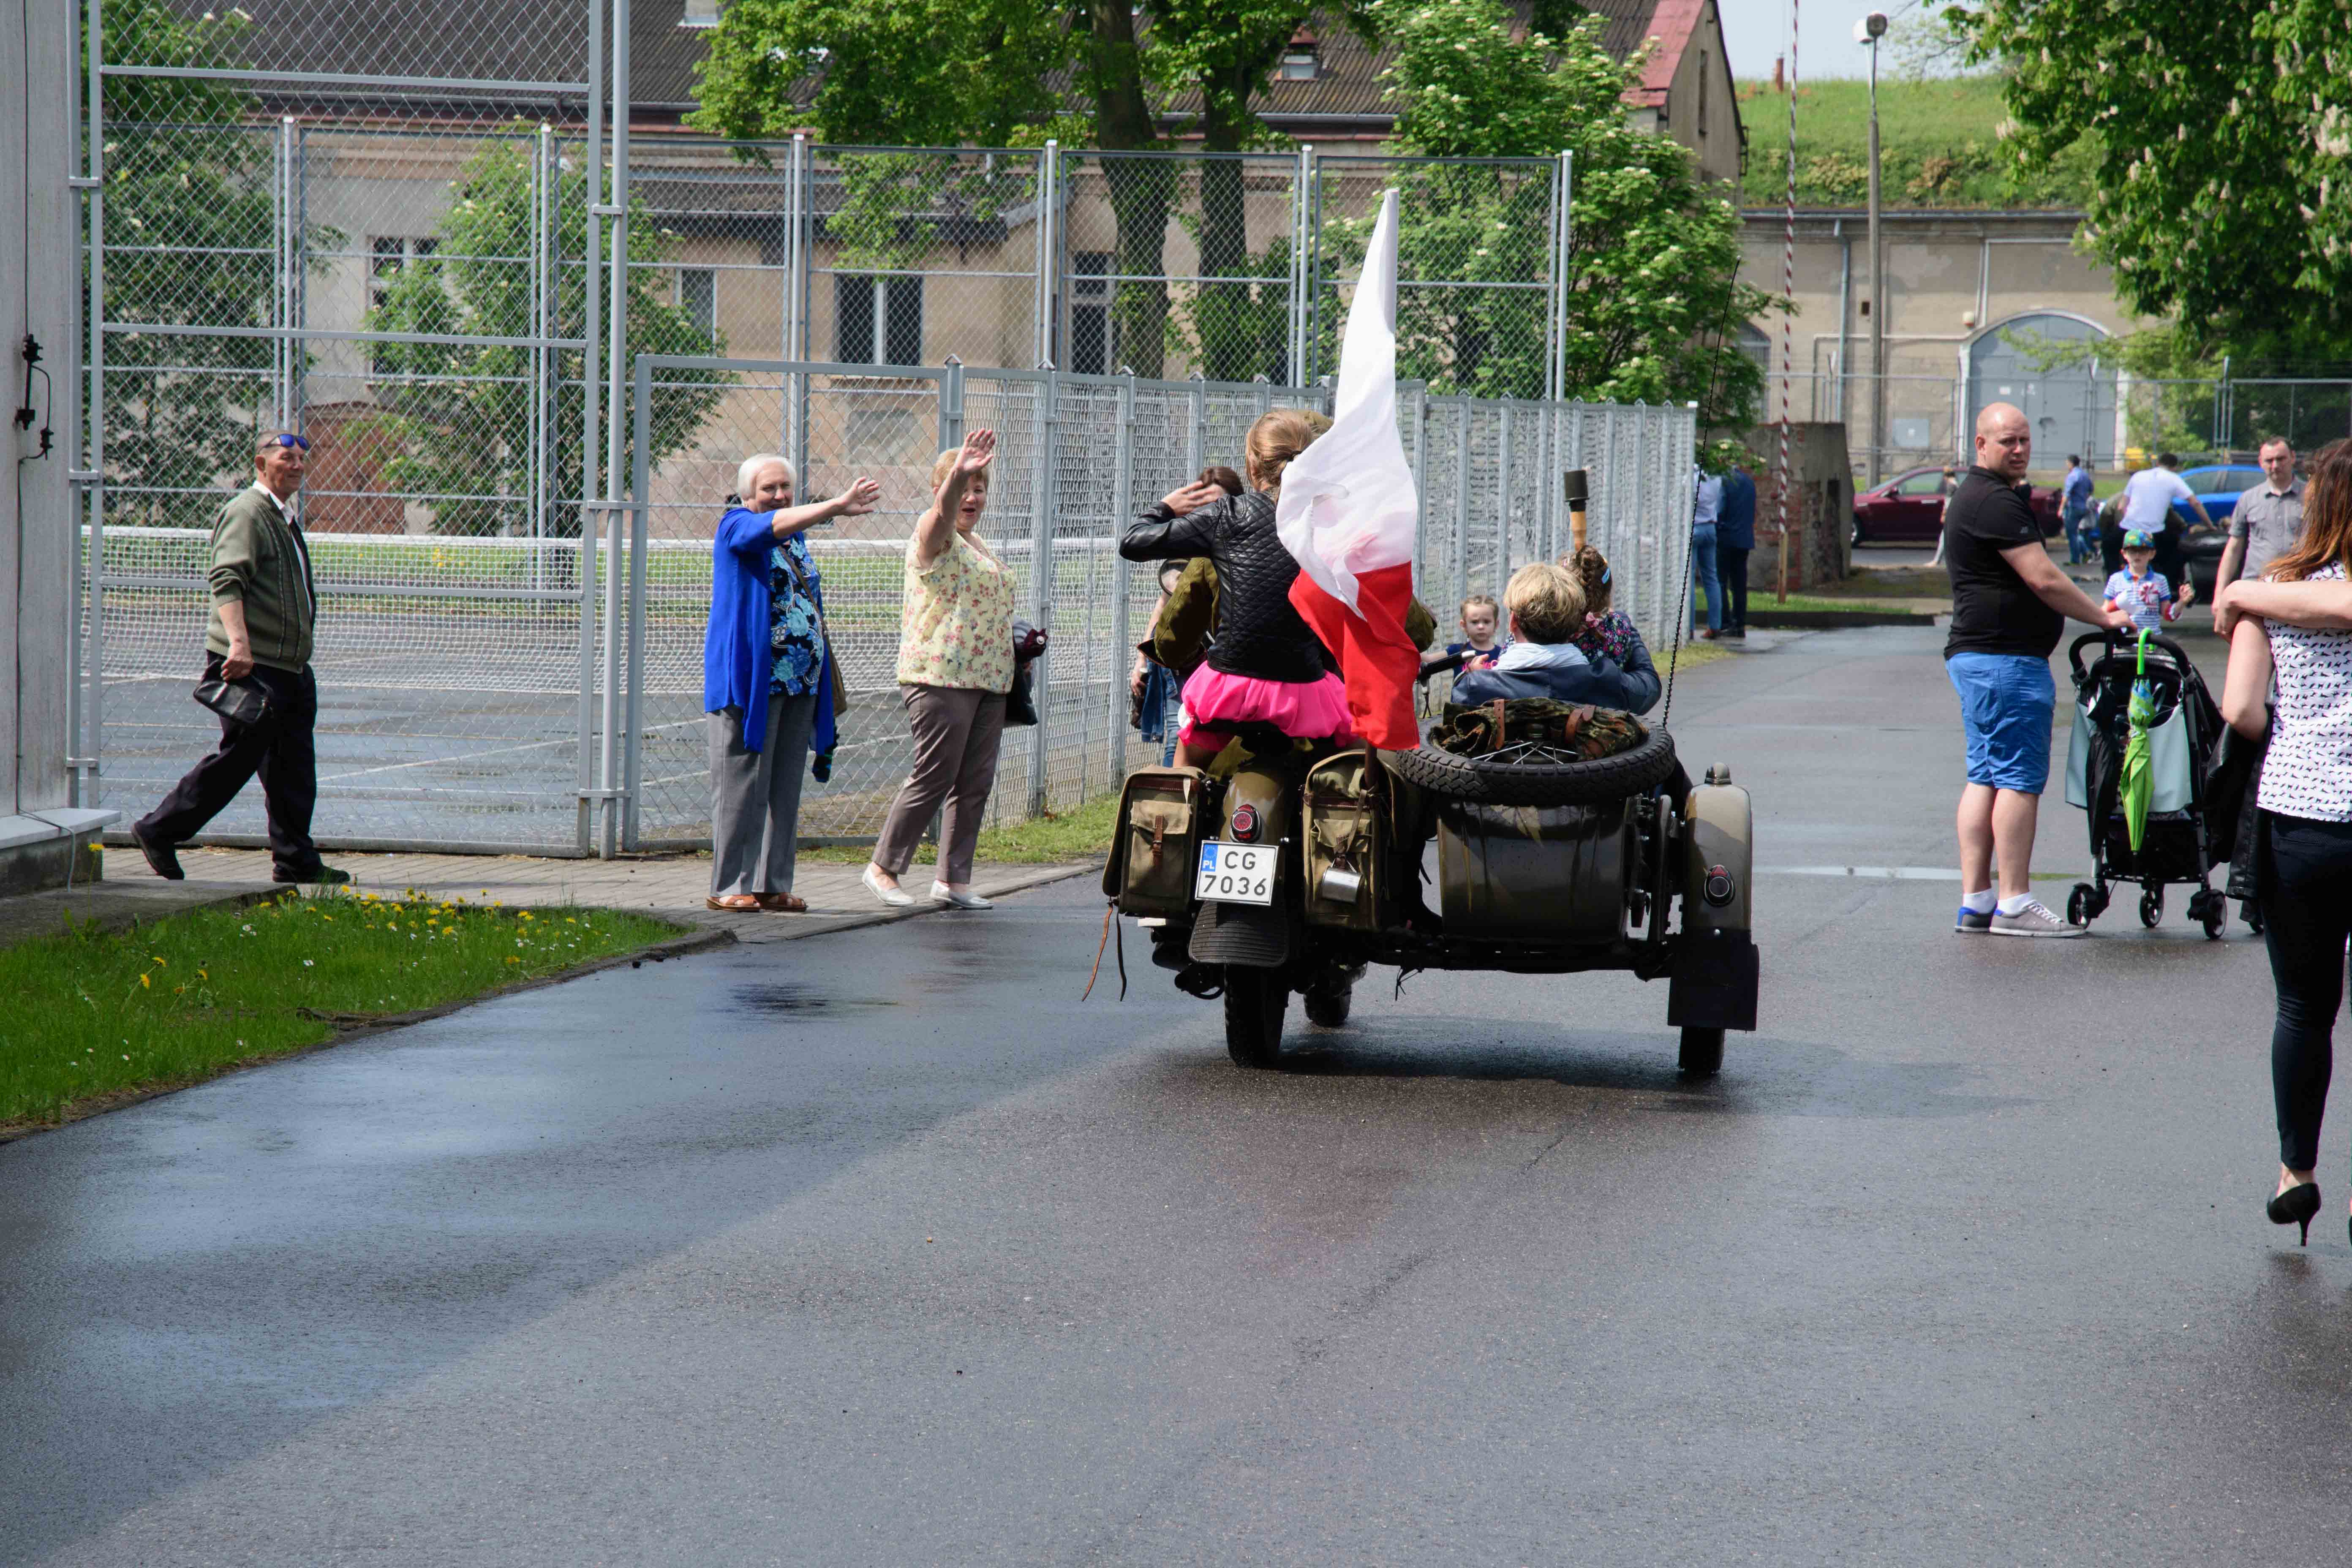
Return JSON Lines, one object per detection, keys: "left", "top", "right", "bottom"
{"left": 705, "top": 893, "right": 761, "bottom": 911}
{"left": 755, "top": 892, "right": 808, "bottom": 913}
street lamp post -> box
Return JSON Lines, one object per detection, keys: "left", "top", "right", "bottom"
{"left": 1858, "top": 11, "right": 1889, "bottom": 487}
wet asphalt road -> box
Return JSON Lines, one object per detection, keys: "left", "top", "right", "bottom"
{"left": 8, "top": 625, "right": 2350, "bottom": 1565}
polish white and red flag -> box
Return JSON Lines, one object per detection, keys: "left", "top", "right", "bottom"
{"left": 1277, "top": 188, "right": 1422, "bottom": 751}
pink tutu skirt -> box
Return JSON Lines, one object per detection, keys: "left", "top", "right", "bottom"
{"left": 1178, "top": 665, "right": 1356, "bottom": 749}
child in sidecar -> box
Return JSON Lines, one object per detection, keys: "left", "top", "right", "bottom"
{"left": 1451, "top": 563, "right": 1661, "bottom": 715}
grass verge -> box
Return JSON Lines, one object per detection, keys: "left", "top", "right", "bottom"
{"left": 1739, "top": 593, "right": 1921, "bottom": 616}
{"left": 1, "top": 888, "right": 686, "bottom": 1136}
{"left": 802, "top": 792, "right": 1123, "bottom": 866}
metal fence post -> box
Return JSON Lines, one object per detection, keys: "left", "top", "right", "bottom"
{"left": 940, "top": 356, "right": 966, "bottom": 450}
{"left": 1497, "top": 399, "right": 1515, "bottom": 598}
{"left": 623, "top": 354, "right": 653, "bottom": 850}
{"left": 1034, "top": 140, "right": 1059, "bottom": 369}
{"left": 1452, "top": 399, "right": 1471, "bottom": 610}
{"left": 1108, "top": 370, "right": 1135, "bottom": 783}
{"left": 74, "top": 0, "right": 104, "bottom": 806}
{"left": 1290, "top": 144, "right": 1312, "bottom": 385}
{"left": 1188, "top": 373, "right": 1206, "bottom": 475}
{"left": 1410, "top": 384, "right": 1428, "bottom": 595}
{"left": 1029, "top": 370, "right": 1058, "bottom": 817}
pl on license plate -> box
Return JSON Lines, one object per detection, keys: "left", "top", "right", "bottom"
{"left": 1195, "top": 840, "right": 1276, "bottom": 906}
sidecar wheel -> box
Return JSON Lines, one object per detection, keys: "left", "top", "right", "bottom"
{"left": 1678, "top": 1026, "right": 1725, "bottom": 1078}
{"left": 1224, "top": 966, "right": 1289, "bottom": 1068}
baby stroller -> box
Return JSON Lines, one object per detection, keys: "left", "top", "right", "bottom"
{"left": 2062, "top": 630, "right": 2230, "bottom": 937}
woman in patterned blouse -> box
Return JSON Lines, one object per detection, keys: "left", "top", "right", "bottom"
{"left": 866, "top": 429, "right": 1016, "bottom": 910}
{"left": 2216, "top": 438, "right": 2352, "bottom": 1245}
{"left": 703, "top": 454, "right": 879, "bottom": 912}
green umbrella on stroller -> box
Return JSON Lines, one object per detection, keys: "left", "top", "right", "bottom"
{"left": 2120, "top": 630, "right": 2158, "bottom": 854}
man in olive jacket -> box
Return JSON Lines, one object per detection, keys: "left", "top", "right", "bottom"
{"left": 132, "top": 434, "right": 347, "bottom": 884}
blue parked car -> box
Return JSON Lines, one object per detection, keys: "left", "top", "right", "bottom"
{"left": 2171, "top": 463, "right": 2265, "bottom": 526}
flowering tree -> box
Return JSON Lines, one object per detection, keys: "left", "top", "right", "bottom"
{"left": 1372, "top": 0, "right": 1778, "bottom": 436}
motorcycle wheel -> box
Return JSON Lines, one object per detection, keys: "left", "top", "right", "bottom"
{"left": 1303, "top": 977, "right": 1353, "bottom": 1029}
{"left": 1223, "top": 966, "right": 1289, "bottom": 1069}
{"left": 1678, "top": 1026, "right": 1725, "bottom": 1078}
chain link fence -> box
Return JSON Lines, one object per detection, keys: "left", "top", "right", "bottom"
{"left": 74, "top": 0, "right": 1688, "bottom": 858}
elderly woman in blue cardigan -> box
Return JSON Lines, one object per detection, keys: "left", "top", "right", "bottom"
{"left": 703, "top": 454, "right": 879, "bottom": 912}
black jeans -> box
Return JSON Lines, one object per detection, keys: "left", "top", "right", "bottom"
{"left": 136, "top": 656, "right": 322, "bottom": 873}
{"left": 2153, "top": 531, "right": 2187, "bottom": 602}
{"left": 2262, "top": 812, "right": 2352, "bottom": 1173}
{"left": 1719, "top": 546, "right": 1751, "bottom": 632}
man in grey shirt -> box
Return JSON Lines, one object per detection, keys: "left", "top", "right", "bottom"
{"left": 2215, "top": 436, "right": 2304, "bottom": 595}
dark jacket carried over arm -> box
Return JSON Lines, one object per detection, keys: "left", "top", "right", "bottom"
{"left": 1450, "top": 632, "right": 1661, "bottom": 714}
{"left": 1121, "top": 491, "right": 1326, "bottom": 683}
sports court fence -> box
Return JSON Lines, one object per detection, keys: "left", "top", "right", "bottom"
{"left": 92, "top": 359, "right": 1694, "bottom": 857}
{"left": 72, "top": 0, "right": 1691, "bottom": 857}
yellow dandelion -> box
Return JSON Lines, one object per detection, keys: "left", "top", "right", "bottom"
{"left": 138, "top": 973, "right": 151, "bottom": 989}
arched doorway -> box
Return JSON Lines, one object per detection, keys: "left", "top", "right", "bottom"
{"left": 1967, "top": 313, "right": 2115, "bottom": 467}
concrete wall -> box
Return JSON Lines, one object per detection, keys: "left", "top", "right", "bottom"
{"left": 1737, "top": 208, "right": 2156, "bottom": 474}
{"left": 6, "top": 0, "right": 78, "bottom": 819}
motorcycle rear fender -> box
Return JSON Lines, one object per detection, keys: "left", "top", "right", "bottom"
{"left": 1187, "top": 760, "right": 1298, "bottom": 969}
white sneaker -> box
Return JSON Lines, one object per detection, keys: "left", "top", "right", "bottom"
{"left": 862, "top": 866, "right": 914, "bottom": 907}
{"left": 1990, "top": 898, "right": 2083, "bottom": 938}
{"left": 931, "top": 883, "right": 993, "bottom": 910}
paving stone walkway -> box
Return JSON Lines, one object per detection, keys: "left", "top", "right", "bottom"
{"left": 76, "top": 848, "right": 1095, "bottom": 947}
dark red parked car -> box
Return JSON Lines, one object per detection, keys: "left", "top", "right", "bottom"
{"left": 1851, "top": 465, "right": 2062, "bottom": 545}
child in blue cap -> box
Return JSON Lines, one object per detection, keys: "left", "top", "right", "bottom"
{"left": 2102, "top": 529, "right": 2194, "bottom": 632}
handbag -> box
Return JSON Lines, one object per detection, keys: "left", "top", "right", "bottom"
{"left": 193, "top": 676, "right": 271, "bottom": 728}
{"left": 776, "top": 542, "right": 851, "bottom": 712}
{"left": 1006, "top": 619, "right": 1050, "bottom": 727}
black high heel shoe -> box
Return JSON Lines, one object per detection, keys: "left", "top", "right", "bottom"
{"left": 2268, "top": 1181, "right": 2321, "bottom": 1246}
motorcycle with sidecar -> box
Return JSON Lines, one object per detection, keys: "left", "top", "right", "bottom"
{"left": 1100, "top": 710, "right": 1758, "bottom": 1074}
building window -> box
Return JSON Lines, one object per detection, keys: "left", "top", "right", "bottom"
{"left": 1696, "top": 49, "right": 1708, "bottom": 139}
{"left": 1279, "top": 46, "right": 1317, "bottom": 80}
{"left": 679, "top": 0, "right": 719, "bottom": 25}
{"left": 677, "top": 267, "right": 716, "bottom": 336}
{"left": 370, "top": 237, "right": 437, "bottom": 373}
{"left": 1069, "top": 251, "right": 1111, "bottom": 375}
{"left": 835, "top": 274, "right": 923, "bottom": 367}
{"left": 370, "top": 237, "right": 436, "bottom": 306}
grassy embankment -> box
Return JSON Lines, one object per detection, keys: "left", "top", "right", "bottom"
{"left": 1, "top": 889, "right": 684, "bottom": 1135}
{"left": 1737, "top": 76, "right": 2096, "bottom": 212}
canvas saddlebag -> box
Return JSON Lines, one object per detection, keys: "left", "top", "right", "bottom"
{"left": 1103, "top": 767, "right": 1210, "bottom": 919}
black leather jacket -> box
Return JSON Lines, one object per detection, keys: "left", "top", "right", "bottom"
{"left": 1120, "top": 490, "right": 1327, "bottom": 683}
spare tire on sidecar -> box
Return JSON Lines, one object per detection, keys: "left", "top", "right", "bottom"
{"left": 1383, "top": 713, "right": 1680, "bottom": 807}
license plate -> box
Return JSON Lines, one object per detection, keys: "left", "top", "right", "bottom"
{"left": 1195, "top": 840, "right": 1276, "bottom": 906}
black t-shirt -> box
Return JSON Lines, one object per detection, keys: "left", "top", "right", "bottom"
{"left": 1943, "top": 465, "right": 2062, "bottom": 660}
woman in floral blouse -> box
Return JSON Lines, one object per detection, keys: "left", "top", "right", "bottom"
{"left": 703, "top": 454, "right": 878, "bottom": 912}
{"left": 866, "top": 428, "right": 1015, "bottom": 909}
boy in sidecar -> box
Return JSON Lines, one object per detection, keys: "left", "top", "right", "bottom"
{"left": 1451, "top": 563, "right": 1661, "bottom": 715}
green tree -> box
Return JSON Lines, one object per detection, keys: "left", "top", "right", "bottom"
{"left": 686, "top": 0, "right": 1352, "bottom": 378}
{"left": 366, "top": 140, "right": 723, "bottom": 536}
{"left": 1369, "top": 0, "right": 1777, "bottom": 435}
{"left": 95, "top": 0, "right": 336, "bottom": 524}
{"left": 1958, "top": 0, "right": 2352, "bottom": 360}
